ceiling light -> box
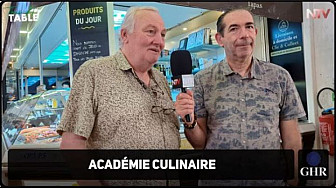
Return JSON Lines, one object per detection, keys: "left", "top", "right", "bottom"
{"left": 20, "top": 31, "right": 28, "bottom": 34}
{"left": 183, "top": 28, "right": 187, "bottom": 31}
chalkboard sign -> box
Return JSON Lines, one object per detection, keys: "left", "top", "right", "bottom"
{"left": 68, "top": 2, "right": 110, "bottom": 75}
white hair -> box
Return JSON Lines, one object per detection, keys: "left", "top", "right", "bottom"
{"left": 119, "top": 6, "right": 159, "bottom": 47}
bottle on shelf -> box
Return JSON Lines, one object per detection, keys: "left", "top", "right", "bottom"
{"left": 159, "top": 65, "right": 163, "bottom": 74}
{"left": 159, "top": 65, "right": 166, "bottom": 76}
{"left": 162, "top": 65, "right": 166, "bottom": 76}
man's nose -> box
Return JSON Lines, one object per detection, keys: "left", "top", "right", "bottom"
{"left": 153, "top": 33, "right": 165, "bottom": 48}
{"left": 239, "top": 28, "right": 250, "bottom": 38}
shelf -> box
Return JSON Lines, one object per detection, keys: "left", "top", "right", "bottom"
{"left": 158, "top": 55, "right": 170, "bottom": 61}
{"left": 187, "top": 44, "right": 221, "bottom": 53}
{"left": 158, "top": 44, "right": 221, "bottom": 62}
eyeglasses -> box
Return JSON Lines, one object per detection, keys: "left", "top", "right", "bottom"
{"left": 151, "top": 105, "right": 175, "bottom": 115}
{"left": 150, "top": 83, "right": 175, "bottom": 115}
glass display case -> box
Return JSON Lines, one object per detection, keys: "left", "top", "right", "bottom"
{"left": 2, "top": 89, "right": 70, "bottom": 149}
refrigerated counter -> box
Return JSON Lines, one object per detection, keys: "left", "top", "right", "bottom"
{"left": 1, "top": 89, "right": 73, "bottom": 186}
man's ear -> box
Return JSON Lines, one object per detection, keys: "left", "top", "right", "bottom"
{"left": 215, "top": 32, "right": 224, "bottom": 47}
{"left": 255, "top": 28, "right": 258, "bottom": 36}
{"left": 120, "top": 29, "right": 128, "bottom": 44}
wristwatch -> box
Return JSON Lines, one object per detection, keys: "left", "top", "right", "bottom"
{"left": 183, "top": 115, "right": 197, "bottom": 129}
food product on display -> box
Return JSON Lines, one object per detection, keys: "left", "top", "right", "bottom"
{"left": 46, "top": 137, "right": 62, "bottom": 143}
{"left": 17, "top": 126, "right": 61, "bottom": 144}
{"left": 19, "top": 126, "right": 50, "bottom": 134}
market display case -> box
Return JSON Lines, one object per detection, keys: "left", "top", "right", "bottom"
{"left": 2, "top": 89, "right": 70, "bottom": 150}
{"left": 2, "top": 89, "right": 71, "bottom": 186}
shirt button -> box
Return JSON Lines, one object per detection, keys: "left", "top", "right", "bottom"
{"left": 242, "top": 119, "right": 245, "bottom": 122}
{"left": 241, "top": 98, "right": 245, "bottom": 102}
{"left": 242, "top": 140, "right": 246, "bottom": 144}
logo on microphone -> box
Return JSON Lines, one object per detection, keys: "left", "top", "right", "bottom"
{"left": 173, "top": 78, "right": 181, "bottom": 86}
{"left": 172, "top": 75, "right": 194, "bottom": 89}
{"left": 181, "top": 74, "right": 194, "bottom": 88}
{"left": 299, "top": 150, "right": 328, "bottom": 179}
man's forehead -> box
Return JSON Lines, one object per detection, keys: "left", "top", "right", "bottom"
{"left": 136, "top": 10, "right": 161, "bottom": 19}
{"left": 135, "top": 12, "right": 165, "bottom": 29}
{"left": 136, "top": 11, "right": 162, "bottom": 22}
{"left": 224, "top": 10, "right": 254, "bottom": 24}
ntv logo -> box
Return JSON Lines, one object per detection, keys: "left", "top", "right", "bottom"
{"left": 299, "top": 151, "right": 328, "bottom": 178}
{"left": 5, "top": 2, "right": 39, "bottom": 22}
{"left": 306, "top": 9, "right": 331, "bottom": 19}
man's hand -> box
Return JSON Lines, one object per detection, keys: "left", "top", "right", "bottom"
{"left": 174, "top": 89, "right": 195, "bottom": 124}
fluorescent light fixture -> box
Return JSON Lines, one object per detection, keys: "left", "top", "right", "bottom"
{"left": 20, "top": 31, "right": 28, "bottom": 34}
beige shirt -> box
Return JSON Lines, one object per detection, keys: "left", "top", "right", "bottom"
{"left": 57, "top": 51, "right": 180, "bottom": 149}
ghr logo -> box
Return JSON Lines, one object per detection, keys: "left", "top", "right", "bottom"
{"left": 306, "top": 9, "right": 331, "bottom": 19}
{"left": 299, "top": 151, "right": 328, "bottom": 179}
{"left": 300, "top": 167, "right": 327, "bottom": 176}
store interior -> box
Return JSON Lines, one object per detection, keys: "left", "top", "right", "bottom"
{"left": 1, "top": 2, "right": 276, "bottom": 149}
{"left": 1, "top": 1, "right": 334, "bottom": 186}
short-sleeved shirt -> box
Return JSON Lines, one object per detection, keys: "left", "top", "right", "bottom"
{"left": 57, "top": 51, "right": 180, "bottom": 149}
{"left": 193, "top": 57, "right": 306, "bottom": 150}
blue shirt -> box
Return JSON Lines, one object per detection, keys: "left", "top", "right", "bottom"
{"left": 193, "top": 57, "right": 306, "bottom": 150}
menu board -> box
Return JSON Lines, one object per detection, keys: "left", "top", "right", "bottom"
{"left": 68, "top": 2, "right": 110, "bottom": 75}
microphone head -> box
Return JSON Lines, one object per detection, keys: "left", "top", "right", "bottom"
{"left": 170, "top": 50, "right": 192, "bottom": 76}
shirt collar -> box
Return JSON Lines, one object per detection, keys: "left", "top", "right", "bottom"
{"left": 222, "top": 58, "right": 235, "bottom": 76}
{"left": 221, "top": 57, "right": 265, "bottom": 79}
{"left": 114, "top": 50, "right": 156, "bottom": 86}
{"left": 250, "top": 57, "right": 265, "bottom": 80}
{"left": 114, "top": 50, "right": 133, "bottom": 71}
